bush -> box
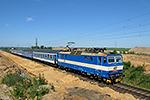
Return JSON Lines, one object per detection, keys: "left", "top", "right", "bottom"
{"left": 123, "top": 61, "right": 131, "bottom": 72}
{"left": 123, "top": 51, "right": 126, "bottom": 54}
{"left": 1, "top": 72, "right": 25, "bottom": 87}
{"left": 120, "top": 51, "right": 122, "bottom": 54}
{"left": 122, "top": 61, "right": 150, "bottom": 89}
{"left": 113, "top": 50, "right": 117, "bottom": 53}
{"left": 38, "top": 73, "right": 48, "bottom": 85}
{"left": 1, "top": 72, "right": 52, "bottom": 100}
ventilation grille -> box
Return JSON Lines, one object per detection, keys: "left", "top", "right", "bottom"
{"left": 70, "top": 51, "right": 82, "bottom": 56}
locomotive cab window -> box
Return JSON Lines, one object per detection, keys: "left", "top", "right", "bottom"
{"left": 116, "top": 56, "right": 122, "bottom": 62}
{"left": 108, "top": 57, "right": 115, "bottom": 63}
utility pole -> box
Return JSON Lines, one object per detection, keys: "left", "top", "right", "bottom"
{"left": 17, "top": 45, "right": 19, "bottom": 50}
{"left": 36, "top": 38, "right": 37, "bottom": 50}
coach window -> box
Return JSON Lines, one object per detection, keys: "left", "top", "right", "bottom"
{"left": 48, "top": 55, "right": 49, "bottom": 59}
{"left": 90, "top": 57, "right": 93, "bottom": 61}
{"left": 99, "top": 57, "right": 101, "bottom": 62}
{"left": 45, "top": 54, "right": 46, "bottom": 58}
{"left": 104, "top": 58, "right": 107, "bottom": 63}
{"left": 65, "top": 55, "right": 67, "bottom": 58}
{"left": 85, "top": 57, "right": 87, "bottom": 61}
{"left": 62, "top": 54, "right": 64, "bottom": 58}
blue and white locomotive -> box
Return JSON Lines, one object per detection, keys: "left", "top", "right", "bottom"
{"left": 58, "top": 48, "right": 123, "bottom": 83}
{"left": 11, "top": 48, "right": 123, "bottom": 83}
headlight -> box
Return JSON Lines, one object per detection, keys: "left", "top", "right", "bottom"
{"left": 98, "top": 71, "right": 101, "bottom": 73}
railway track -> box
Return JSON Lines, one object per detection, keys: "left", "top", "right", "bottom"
{"left": 59, "top": 67, "right": 150, "bottom": 100}
{"left": 57, "top": 66, "right": 150, "bottom": 99}
{"left": 2, "top": 51, "right": 150, "bottom": 100}
{"left": 112, "top": 83, "right": 150, "bottom": 100}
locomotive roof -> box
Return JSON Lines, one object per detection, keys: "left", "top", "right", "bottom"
{"left": 59, "top": 51, "right": 120, "bottom": 56}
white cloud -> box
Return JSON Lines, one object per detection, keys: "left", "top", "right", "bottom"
{"left": 5, "top": 23, "right": 9, "bottom": 27}
{"left": 26, "top": 17, "right": 34, "bottom": 22}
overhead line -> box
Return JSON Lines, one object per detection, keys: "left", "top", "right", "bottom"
{"left": 39, "top": 12, "right": 150, "bottom": 44}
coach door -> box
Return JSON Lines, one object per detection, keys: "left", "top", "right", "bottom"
{"left": 102, "top": 57, "right": 107, "bottom": 66}
{"left": 54, "top": 55, "right": 56, "bottom": 64}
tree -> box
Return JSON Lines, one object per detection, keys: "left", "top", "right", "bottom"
{"left": 47, "top": 47, "right": 52, "bottom": 50}
{"left": 44, "top": 47, "right": 47, "bottom": 49}
{"left": 40, "top": 45, "right": 44, "bottom": 49}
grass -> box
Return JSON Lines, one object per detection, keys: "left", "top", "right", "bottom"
{"left": 2, "top": 49, "right": 11, "bottom": 53}
{"left": 1, "top": 72, "right": 54, "bottom": 100}
{"left": 107, "top": 48, "right": 130, "bottom": 51}
{"left": 122, "top": 61, "right": 150, "bottom": 90}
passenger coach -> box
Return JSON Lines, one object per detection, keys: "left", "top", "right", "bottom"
{"left": 33, "top": 50, "right": 61, "bottom": 64}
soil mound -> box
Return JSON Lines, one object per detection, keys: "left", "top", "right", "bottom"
{"left": 129, "top": 46, "right": 150, "bottom": 54}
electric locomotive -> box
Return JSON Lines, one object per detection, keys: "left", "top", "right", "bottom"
{"left": 11, "top": 48, "right": 124, "bottom": 83}
{"left": 58, "top": 48, "right": 123, "bottom": 83}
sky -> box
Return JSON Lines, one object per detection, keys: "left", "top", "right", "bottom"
{"left": 0, "top": 0, "right": 150, "bottom": 48}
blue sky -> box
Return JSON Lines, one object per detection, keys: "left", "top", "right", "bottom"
{"left": 0, "top": 0, "right": 150, "bottom": 48}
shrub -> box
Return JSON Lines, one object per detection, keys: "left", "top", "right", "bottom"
{"left": 1, "top": 72, "right": 24, "bottom": 87}
{"left": 1, "top": 72, "right": 52, "bottom": 100}
{"left": 38, "top": 73, "right": 48, "bottom": 85}
{"left": 123, "top": 51, "right": 126, "bottom": 54}
{"left": 123, "top": 61, "right": 131, "bottom": 72}
{"left": 113, "top": 50, "right": 117, "bottom": 53}
{"left": 120, "top": 51, "right": 122, "bottom": 54}
{"left": 122, "top": 61, "right": 150, "bottom": 89}
{"left": 11, "top": 85, "right": 27, "bottom": 99}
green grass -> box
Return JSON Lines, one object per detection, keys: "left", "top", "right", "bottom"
{"left": 107, "top": 48, "right": 130, "bottom": 51}
{"left": 122, "top": 61, "right": 150, "bottom": 90}
{"left": 1, "top": 72, "right": 54, "bottom": 100}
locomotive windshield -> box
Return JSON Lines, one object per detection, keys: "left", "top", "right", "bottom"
{"left": 116, "top": 56, "right": 122, "bottom": 62}
{"left": 108, "top": 56, "right": 122, "bottom": 63}
{"left": 108, "top": 57, "right": 115, "bottom": 63}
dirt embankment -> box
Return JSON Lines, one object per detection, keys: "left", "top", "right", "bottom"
{"left": 122, "top": 47, "right": 150, "bottom": 74}
{"left": 129, "top": 47, "right": 150, "bottom": 54}
{"left": 0, "top": 51, "right": 136, "bottom": 100}
{"left": 122, "top": 54, "right": 150, "bottom": 74}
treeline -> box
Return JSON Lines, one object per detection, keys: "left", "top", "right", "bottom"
{"left": 31, "top": 45, "right": 52, "bottom": 50}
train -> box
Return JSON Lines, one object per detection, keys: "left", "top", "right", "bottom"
{"left": 11, "top": 47, "right": 124, "bottom": 83}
